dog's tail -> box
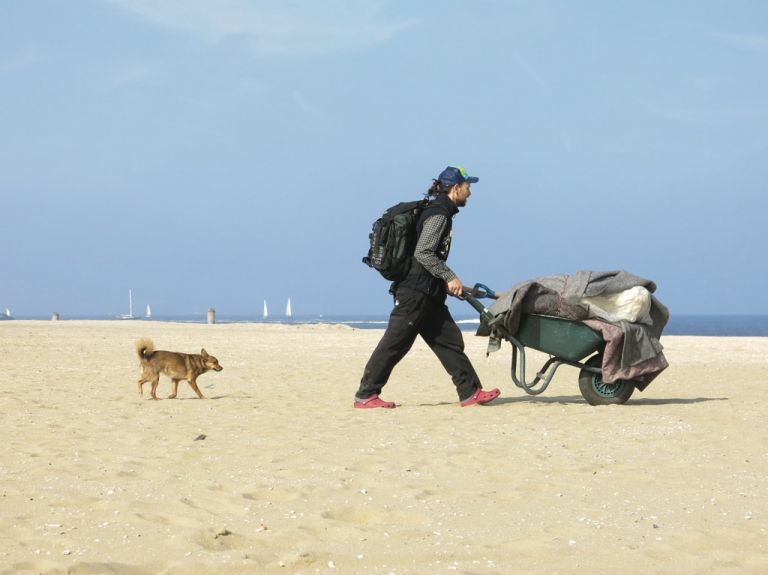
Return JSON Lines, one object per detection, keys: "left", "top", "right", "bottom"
{"left": 135, "top": 337, "right": 155, "bottom": 361}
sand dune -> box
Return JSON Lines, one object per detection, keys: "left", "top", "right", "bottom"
{"left": 1, "top": 321, "right": 766, "bottom": 574}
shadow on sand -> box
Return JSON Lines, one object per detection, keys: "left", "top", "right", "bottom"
{"left": 413, "top": 395, "right": 729, "bottom": 407}
{"left": 491, "top": 394, "right": 728, "bottom": 406}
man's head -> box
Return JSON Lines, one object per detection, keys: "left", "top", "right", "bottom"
{"left": 437, "top": 165, "right": 477, "bottom": 207}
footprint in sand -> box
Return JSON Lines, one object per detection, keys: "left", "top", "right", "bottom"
{"left": 321, "top": 505, "right": 431, "bottom": 527}
{"left": 242, "top": 487, "right": 302, "bottom": 502}
{"left": 193, "top": 527, "right": 247, "bottom": 551}
{"left": 15, "top": 560, "right": 155, "bottom": 575}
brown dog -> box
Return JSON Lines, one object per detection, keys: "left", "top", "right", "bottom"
{"left": 135, "top": 338, "right": 223, "bottom": 400}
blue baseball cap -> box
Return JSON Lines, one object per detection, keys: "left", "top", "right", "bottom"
{"left": 438, "top": 166, "right": 479, "bottom": 186}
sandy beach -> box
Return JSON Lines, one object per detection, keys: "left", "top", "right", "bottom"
{"left": 1, "top": 320, "right": 766, "bottom": 574}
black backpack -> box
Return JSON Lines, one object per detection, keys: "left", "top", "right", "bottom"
{"left": 362, "top": 199, "right": 429, "bottom": 281}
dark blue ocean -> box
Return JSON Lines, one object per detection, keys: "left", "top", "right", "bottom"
{"left": 658, "top": 314, "right": 768, "bottom": 337}
{"left": 5, "top": 313, "right": 766, "bottom": 336}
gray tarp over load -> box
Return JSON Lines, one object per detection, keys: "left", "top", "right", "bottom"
{"left": 477, "top": 270, "right": 670, "bottom": 390}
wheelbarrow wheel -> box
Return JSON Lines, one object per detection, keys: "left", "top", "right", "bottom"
{"left": 578, "top": 355, "right": 635, "bottom": 405}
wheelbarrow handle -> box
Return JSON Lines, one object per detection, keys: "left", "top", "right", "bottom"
{"left": 462, "top": 283, "right": 498, "bottom": 300}
{"left": 459, "top": 283, "right": 499, "bottom": 323}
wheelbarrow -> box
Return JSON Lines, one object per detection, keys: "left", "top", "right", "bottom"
{"left": 461, "top": 283, "right": 636, "bottom": 405}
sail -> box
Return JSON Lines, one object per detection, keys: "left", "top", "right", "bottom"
{"left": 146, "top": 304, "right": 152, "bottom": 319}
{"left": 263, "top": 300, "right": 269, "bottom": 319}
{"left": 285, "top": 297, "right": 292, "bottom": 318}
{"left": 121, "top": 289, "right": 135, "bottom": 319}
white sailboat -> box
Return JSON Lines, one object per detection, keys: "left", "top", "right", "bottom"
{"left": 262, "top": 300, "right": 269, "bottom": 319}
{"left": 145, "top": 304, "right": 152, "bottom": 319}
{"left": 1, "top": 308, "right": 12, "bottom": 320}
{"left": 285, "top": 297, "right": 292, "bottom": 318}
{"left": 121, "top": 289, "right": 136, "bottom": 319}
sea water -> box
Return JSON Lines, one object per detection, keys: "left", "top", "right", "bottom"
{"left": 5, "top": 313, "right": 767, "bottom": 336}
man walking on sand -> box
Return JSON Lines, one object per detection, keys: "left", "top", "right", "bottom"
{"left": 355, "top": 166, "right": 501, "bottom": 409}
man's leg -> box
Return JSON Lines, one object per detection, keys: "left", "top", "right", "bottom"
{"left": 356, "top": 289, "right": 425, "bottom": 400}
{"left": 419, "top": 298, "right": 483, "bottom": 402}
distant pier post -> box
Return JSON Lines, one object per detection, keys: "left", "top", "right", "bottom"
{"left": 207, "top": 308, "right": 216, "bottom": 324}
{"left": 51, "top": 312, "right": 60, "bottom": 321}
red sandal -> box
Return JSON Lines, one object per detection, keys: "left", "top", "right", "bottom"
{"left": 460, "top": 387, "right": 500, "bottom": 407}
{"left": 354, "top": 395, "right": 396, "bottom": 409}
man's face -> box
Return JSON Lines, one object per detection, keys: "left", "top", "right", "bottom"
{"left": 452, "top": 182, "right": 472, "bottom": 207}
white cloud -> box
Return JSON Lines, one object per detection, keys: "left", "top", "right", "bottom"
{"left": 104, "top": 0, "right": 417, "bottom": 56}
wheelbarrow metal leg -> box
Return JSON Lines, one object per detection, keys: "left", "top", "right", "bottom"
{"left": 510, "top": 335, "right": 597, "bottom": 396}
{"left": 509, "top": 336, "right": 564, "bottom": 395}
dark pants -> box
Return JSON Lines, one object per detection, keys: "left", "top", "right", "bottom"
{"left": 356, "top": 287, "right": 482, "bottom": 402}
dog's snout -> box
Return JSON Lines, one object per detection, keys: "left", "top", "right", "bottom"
{"left": 215, "top": 365, "right": 223, "bottom": 371}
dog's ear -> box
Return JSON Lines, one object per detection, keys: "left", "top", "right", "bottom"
{"left": 201, "top": 348, "right": 209, "bottom": 357}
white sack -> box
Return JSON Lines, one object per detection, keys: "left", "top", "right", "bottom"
{"left": 581, "top": 286, "right": 652, "bottom": 324}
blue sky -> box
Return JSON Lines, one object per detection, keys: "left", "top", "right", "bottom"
{"left": 1, "top": 1, "right": 766, "bottom": 318}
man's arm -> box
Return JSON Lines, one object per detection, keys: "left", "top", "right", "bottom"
{"left": 414, "top": 213, "right": 457, "bottom": 283}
